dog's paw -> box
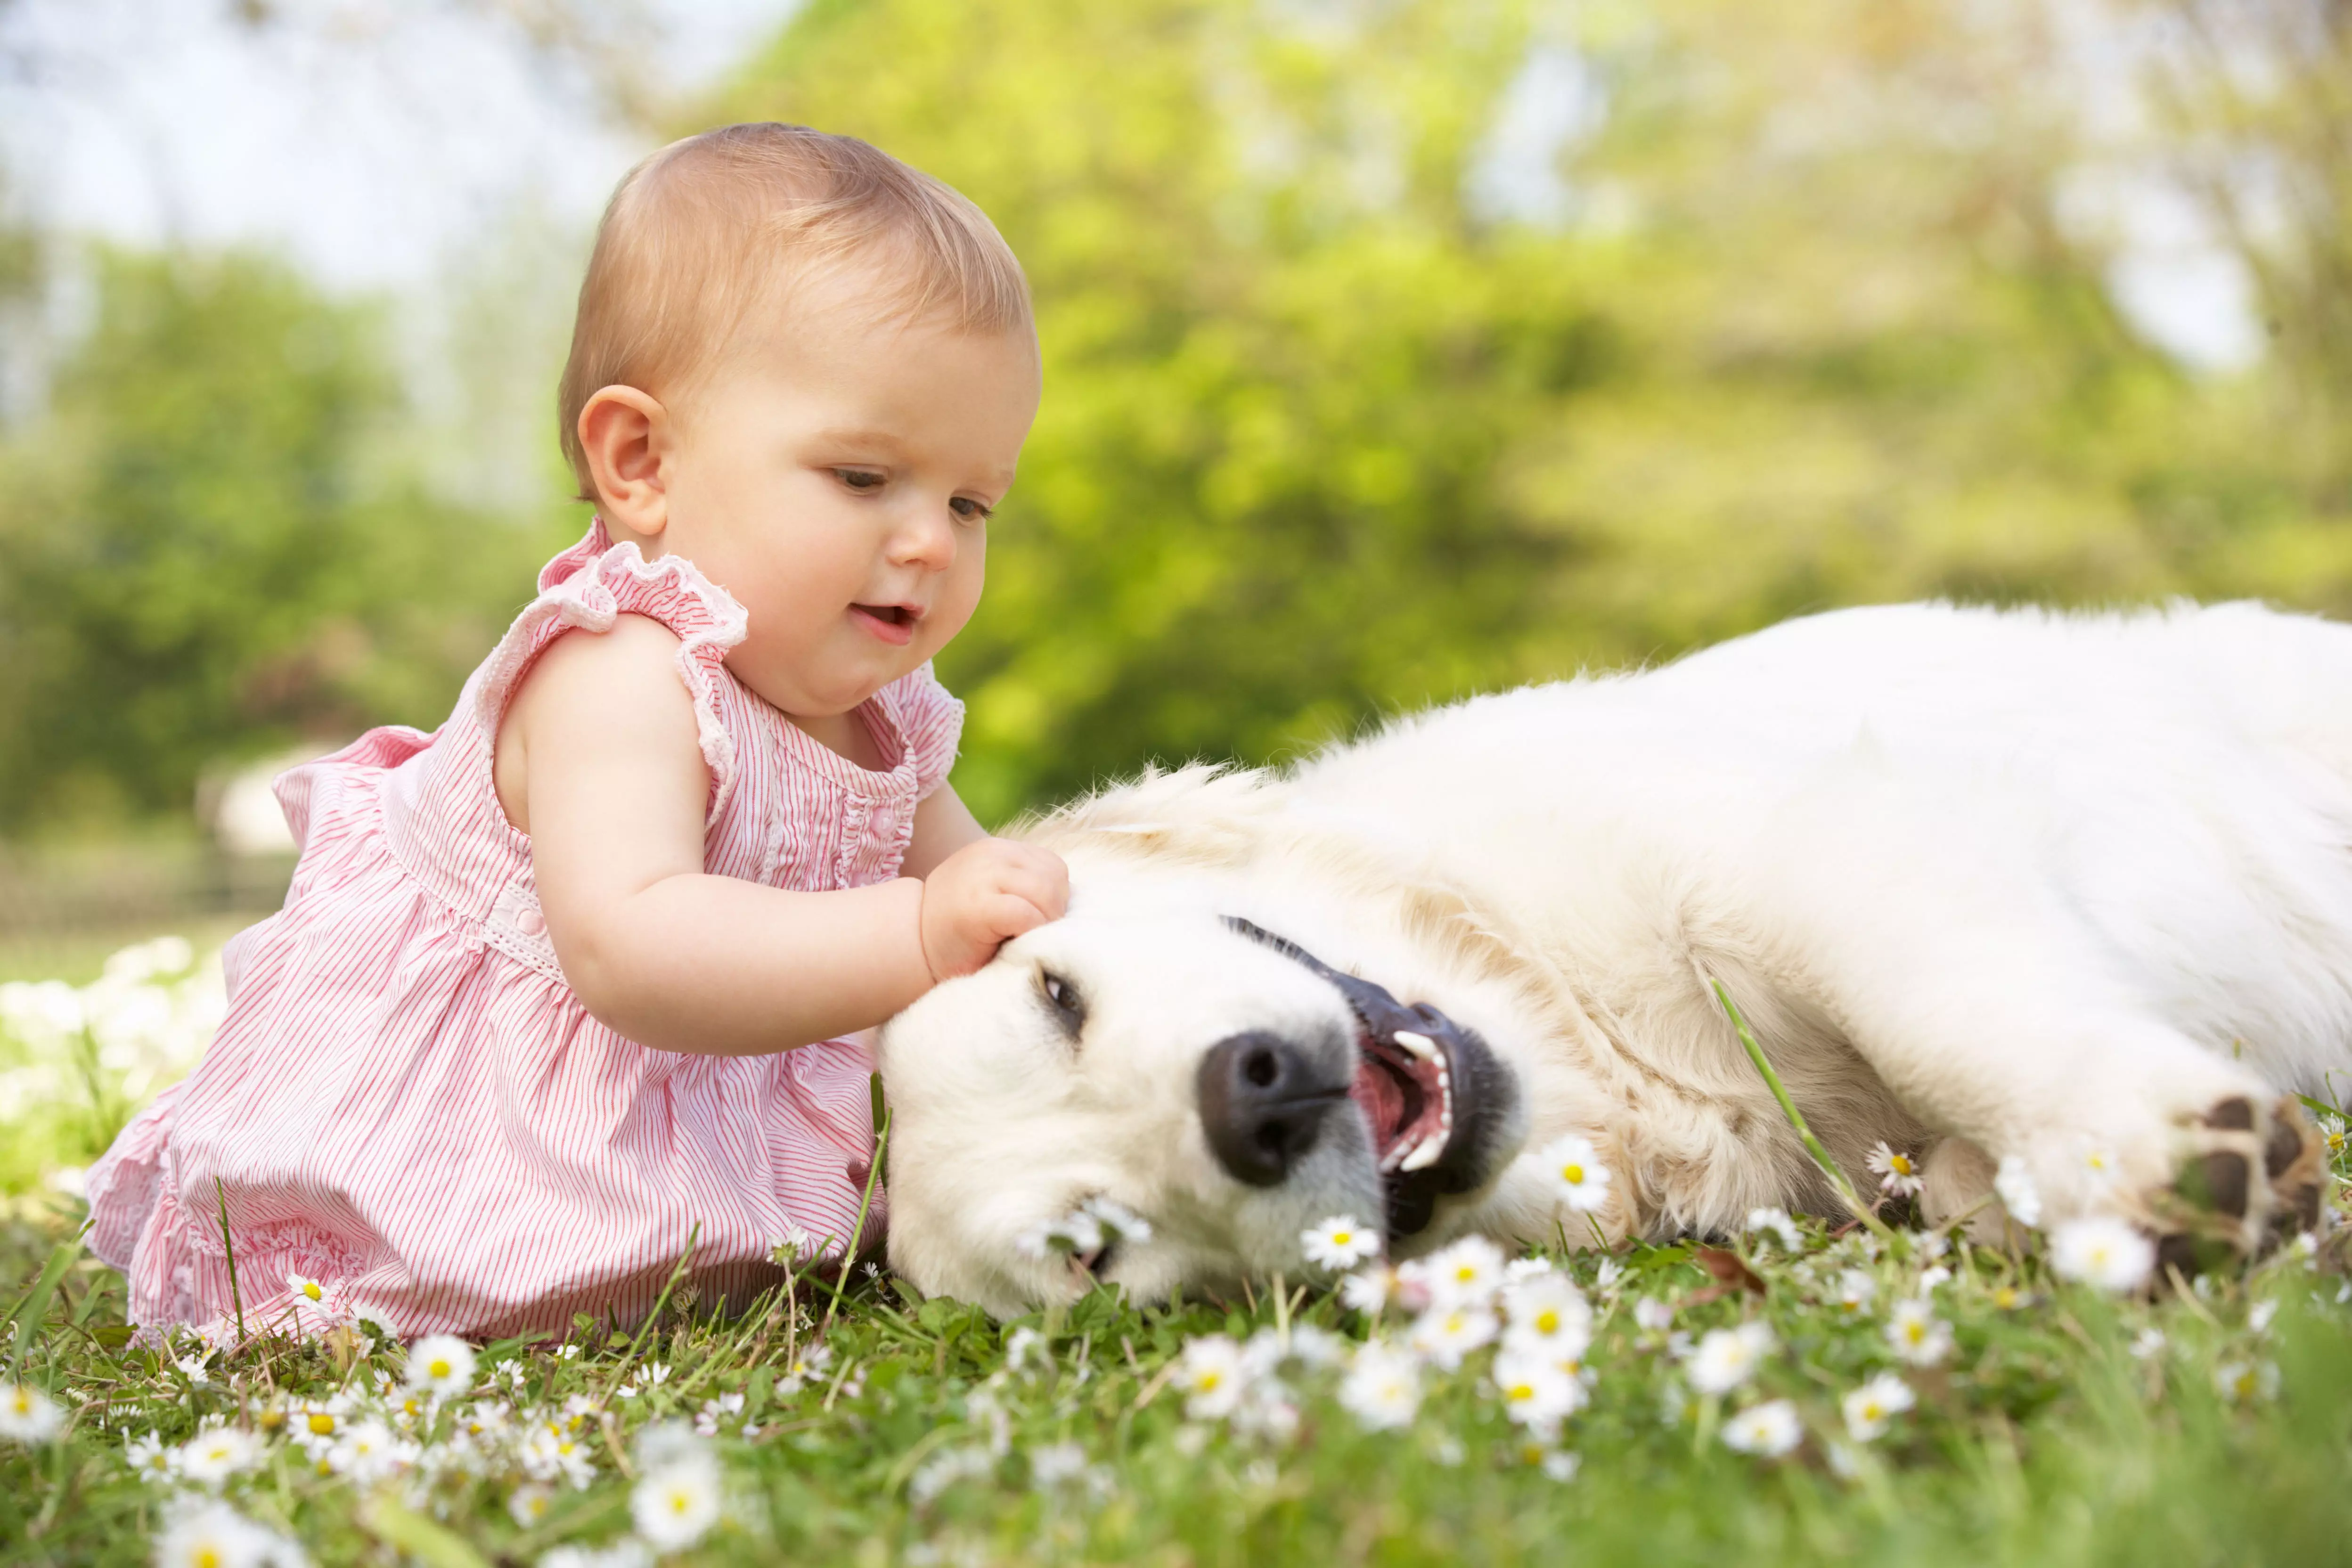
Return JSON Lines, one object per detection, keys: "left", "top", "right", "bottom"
{"left": 2148, "top": 1095, "right": 2326, "bottom": 1277}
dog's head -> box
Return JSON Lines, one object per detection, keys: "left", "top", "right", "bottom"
{"left": 877, "top": 903, "right": 1527, "bottom": 1315}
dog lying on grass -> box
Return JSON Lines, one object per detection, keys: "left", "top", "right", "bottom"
{"left": 877, "top": 603, "right": 2342, "bottom": 1315}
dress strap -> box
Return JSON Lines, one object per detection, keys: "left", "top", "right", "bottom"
{"left": 475, "top": 519, "right": 751, "bottom": 823}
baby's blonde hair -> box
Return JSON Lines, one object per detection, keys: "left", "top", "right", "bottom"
{"left": 558, "top": 122, "right": 1033, "bottom": 500}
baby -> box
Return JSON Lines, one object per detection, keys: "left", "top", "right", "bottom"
{"left": 83, "top": 124, "right": 1068, "bottom": 1338}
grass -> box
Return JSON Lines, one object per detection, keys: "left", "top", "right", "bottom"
{"left": 4, "top": 1174, "right": 2351, "bottom": 1567}
{"left": 4, "top": 938, "right": 2351, "bottom": 1565}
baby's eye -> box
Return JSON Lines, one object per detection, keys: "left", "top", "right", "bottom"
{"left": 833, "top": 468, "right": 886, "bottom": 492}
{"left": 949, "top": 496, "right": 995, "bottom": 523}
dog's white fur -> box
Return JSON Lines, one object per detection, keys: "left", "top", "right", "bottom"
{"left": 880, "top": 602, "right": 2352, "bottom": 1315}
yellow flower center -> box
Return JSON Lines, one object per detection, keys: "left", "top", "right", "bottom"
{"left": 1561, "top": 1163, "right": 1585, "bottom": 1185}
{"left": 1506, "top": 1383, "right": 1534, "bottom": 1402}
{"left": 1534, "top": 1310, "right": 1559, "bottom": 1334}
{"left": 308, "top": 1413, "right": 335, "bottom": 1435}
{"left": 1993, "top": 1288, "right": 2018, "bottom": 1308}
{"left": 428, "top": 1359, "right": 451, "bottom": 1379}
{"left": 670, "top": 1491, "right": 691, "bottom": 1515}
{"left": 300, "top": 1282, "right": 321, "bottom": 1301}
{"left": 1331, "top": 1230, "right": 1351, "bottom": 1245}
{"left": 196, "top": 1550, "right": 222, "bottom": 1568}
{"left": 1862, "top": 1401, "right": 1883, "bottom": 1420}
{"left": 1891, "top": 1154, "right": 1914, "bottom": 1175}
{"left": 1904, "top": 1323, "right": 1925, "bottom": 1343}
{"left": 1197, "top": 1372, "right": 1221, "bottom": 1391}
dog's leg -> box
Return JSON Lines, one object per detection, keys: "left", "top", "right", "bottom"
{"left": 1737, "top": 797, "right": 2325, "bottom": 1264}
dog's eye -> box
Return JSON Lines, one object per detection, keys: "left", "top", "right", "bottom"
{"left": 1039, "top": 969, "right": 1085, "bottom": 1034}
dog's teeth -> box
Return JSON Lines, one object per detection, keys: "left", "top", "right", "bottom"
{"left": 1399, "top": 1132, "right": 1446, "bottom": 1172}
{"left": 1391, "top": 1030, "right": 1437, "bottom": 1061}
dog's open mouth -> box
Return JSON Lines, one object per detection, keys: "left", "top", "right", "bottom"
{"left": 1352, "top": 1026, "right": 1453, "bottom": 1176}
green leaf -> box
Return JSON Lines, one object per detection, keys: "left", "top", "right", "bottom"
{"left": 8, "top": 1233, "right": 86, "bottom": 1376}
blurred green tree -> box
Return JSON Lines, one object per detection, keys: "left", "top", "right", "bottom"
{"left": 711, "top": 0, "right": 2352, "bottom": 822}
{"left": 0, "top": 251, "right": 558, "bottom": 831}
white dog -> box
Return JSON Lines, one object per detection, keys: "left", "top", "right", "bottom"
{"left": 878, "top": 603, "right": 2342, "bottom": 1315}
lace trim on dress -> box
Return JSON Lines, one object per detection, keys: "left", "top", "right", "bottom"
{"left": 475, "top": 528, "right": 752, "bottom": 824}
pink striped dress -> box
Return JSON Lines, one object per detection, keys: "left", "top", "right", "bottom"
{"left": 84, "top": 520, "right": 961, "bottom": 1338}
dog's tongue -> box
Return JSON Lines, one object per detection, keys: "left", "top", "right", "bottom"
{"left": 1349, "top": 1049, "right": 1412, "bottom": 1153}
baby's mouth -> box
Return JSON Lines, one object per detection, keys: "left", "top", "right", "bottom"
{"left": 851, "top": 603, "right": 922, "bottom": 644}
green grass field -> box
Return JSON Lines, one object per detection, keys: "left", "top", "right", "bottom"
{"left": 6, "top": 1162, "right": 2351, "bottom": 1568}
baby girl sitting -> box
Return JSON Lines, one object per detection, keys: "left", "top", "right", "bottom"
{"left": 84, "top": 123, "right": 1067, "bottom": 1338}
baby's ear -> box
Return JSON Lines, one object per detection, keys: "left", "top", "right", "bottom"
{"left": 577, "top": 385, "right": 671, "bottom": 537}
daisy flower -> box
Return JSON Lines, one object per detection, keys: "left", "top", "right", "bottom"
{"left": 2213, "top": 1360, "right": 2279, "bottom": 1405}
{"left": 1868, "top": 1142, "right": 1925, "bottom": 1198}
{"left": 1994, "top": 1155, "right": 2043, "bottom": 1227}
{"left": 1633, "top": 1297, "right": 1674, "bottom": 1334}
{"left": 507, "top": 1483, "right": 554, "bottom": 1529}
{"left": 1536, "top": 1133, "right": 1615, "bottom": 1213}
{"left": 0, "top": 1382, "right": 62, "bottom": 1443}
{"left": 2077, "top": 1145, "right": 2120, "bottom": 1186}
{"left": 1422, "top": 1235, "right": 1507, "bottom": 1308}
{"left": 1339, "top": 1264, "right": 1399, "bottom": 1315}
{"left": 1745, "top": 1207, "right": 1804, "bottom": 1251}
{"left": 1840, "top": 1373, "right": 1915, "bottom": 1442}
{"left": 151, "top": 1500, "right": 281, "bottom": 1568}
{"left": 1338, "top": 1344, "right": 1422, "bottom": 1431}
{"left": 1177, "top": 1336, "right": 1249, "bottom": 1421}
{"left": 406, "top": 1334, "right": 477, "bottom": 1396}
{"left": 2128, "top": 1327, "right": 2167, "bottom": 1360}
{"left": 1082, "top": 1195, "right": 1154, "bottom": 1244}
{"left": 1686, "top": 1321, "right": 1775, "bottom": 1395}
{"left": 1591, "top": 1257, "right": 1626, "bottom": 1292}
{"left": 1300, "top": 1215, "right": 1379, "bottom": 1271}
{"left": 175, "top": 1425, "right": 264, "bottom": 1487}
{"left": 1885, "top": 1299, "right": 1954, "bottom": 1366}
{"left": 1832, "top": 1269, "right": 1877, "bottom": 1315}
{"left": 1542, "top": 1450, "right": 1582, "bottom": 1482}
{"left": 1502, "top": 1275, "right": 1594, "bottom": 1364}
{"left": 1491, "top": 1349, "right": 1586, "bottom": 1431}
{"left": 2050, "top": 1216, "right": 2155, "bottom": 1292}
{"left": 631, "top": 1446, "right": 724, "bottom": 1552}
{"left": 328, "top": 1419, "right": 409, "bottom": 1485}
{"left": 2320, "top": 1113, "right": 2346, "bottom": 1158}
{"left": 1721, "top": 1399, "right": 1803, "bottom": 1457}
{"left": 1504, "top": 1255, "right": 1556, "bottom": 1282}
{"left": 1408, "top": 1304, "right": 1500, "bottom": 1370}
{"left": 125, "top": 1429, "right": 177, "bottom": 1484}
{"left": 286, "top": 1273, "right": 326, "bottom": 1306}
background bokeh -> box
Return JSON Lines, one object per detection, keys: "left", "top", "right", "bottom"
{"left": 0, "top": 0, "right": 2346, "bottom": 897}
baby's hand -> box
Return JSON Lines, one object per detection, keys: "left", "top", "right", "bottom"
{"left": 917, "top": 839, "right": 1070, "bottom": 980}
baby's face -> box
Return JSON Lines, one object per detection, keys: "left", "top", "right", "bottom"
{"left": 660, "top": 276, "right": 1041, "bottom": 722}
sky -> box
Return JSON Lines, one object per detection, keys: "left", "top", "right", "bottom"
{"left": 0, "top": 0, "right": 2263, "bottom": 374}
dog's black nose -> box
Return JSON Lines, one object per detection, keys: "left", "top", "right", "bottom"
{"left": 1197, "top": 1030, "right": 1348, "bottom": 1186}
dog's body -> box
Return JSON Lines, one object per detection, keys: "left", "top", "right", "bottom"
{"left": 880, "top": 603, "right": 2345, "bottom": 1315}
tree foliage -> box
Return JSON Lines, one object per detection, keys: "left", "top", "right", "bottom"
{"left": 2, "top": 1, "right": 2348, "bottom": 831}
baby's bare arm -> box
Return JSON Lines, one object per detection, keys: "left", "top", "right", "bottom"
{"left": 504, "top": 615, "right": 1065, "bottom": 1054}
{"left": 507, "top": 614, "right": 931, "bottom": 1054}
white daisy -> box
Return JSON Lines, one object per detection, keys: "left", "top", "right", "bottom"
{"left": 1337, "top": 1344, "right": 1421, "bottom": 1430}
{"left": 1408, "top": 1304, "right": 1500, "bottom": 1370}
{"left": 175, "top": 1425, "right": 264, "bottom": 1487}
{"left": 125, "top": 1429, "right": 177, "bottom": 1483}
{"left": 1744, "top": 1207, "right": 1805, "bottom": 1251}
{"left": 1686, "top": 1321, "right": 1775, "bottom": 1395}
{"left": 507, "top": 1483, "right": 555, "bottom": 1528}
{"left": 1301, "top": 1215, "right": 1380, "bottom": 1271}
{"left": 1868, "top": 1142, "right": 1925, "bottom": 1198}
{"left": 1840, "top": 1372, "right": 1915, "bottom": 1442}
{"left": 1542, "top": 1450, "right": 1582, "bottom": 1482}
{"left": 1721, "top": 1398, "right": 1804, "bottom": 1457}
{"left": 1591, "top": 1258, "right": 1626, "bottom": 1292}
{"left": 175, "top": 1353, "right": 213, "bottom": 1387}
{"left": 2213, "top": 1360, "right": 2279, "bottom": 1404}
{"left": 2050, "top": 1216, "right": 2155, "bottom": 1292}
{"left": 1013, "top": 1208, "right": 1103, "bottom": 1261}
{"left": 1833, "top": 1269, "right": 1877, "bottom": 1315}
{"left": 406, "top": 1334, "right": 477, "bottom": 1395}
{"left": 1491, "top": 1349, "right": 1586, "bottom": 1430}
{"left": 328, "top": 1419, "right": 410, "bottom": 1484}
{"left": 1994, "top": 1155, "right": 2043, "bottom": 1227}
{"left": 1503, "top": 1256, "right": 1556, "bottom": 1282}
{"left": 152, "top": 1499, "right": 278, "bottom": 1568}
{"left": 0, "top": 1382, "right": 63, "bottom": 1443}
{"left": 1885, "top": 1299, "right": 1954, "bottom": 1366}
{"left": 2129, "top": 1326, "right": 2167, "bottom": 1360}
{"left": 1081, "top": 1195, "right": 1154, "bottom": 1244}
{"left": 1536, "top": 1134, "right": 1615, "bottom": 1214}
{"left": 1422, "top": 1235, "right": 1507, "bottom": 1308}
{"left": 1502, "top": 1275, "right": 1594, "bottom": 1364}
{"left": 631, "top": 1446, "right": 724, "bottom": 1552}
{"left": 1633, "top": 1297, "right": 1674, "bottom": 1333}
{"left": 2077, "top": 1145, "right": 2121, "bottom": 1186}
{"left": 1177, "top": 1337, "right": 1250, "bottom": 1421}
{"left": 1339, "top": 1264, "right": 1398, "bottom": 1315}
